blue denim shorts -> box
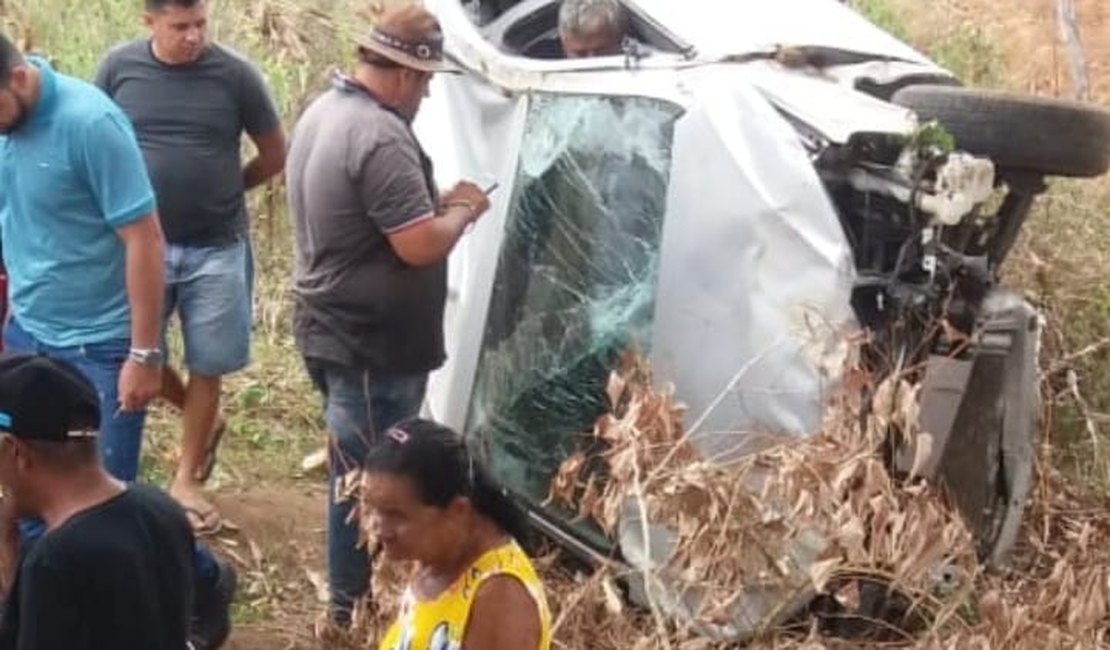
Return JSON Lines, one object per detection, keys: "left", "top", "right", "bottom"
{"left": 163, "top": 238, "right": 252, "bottom": 376}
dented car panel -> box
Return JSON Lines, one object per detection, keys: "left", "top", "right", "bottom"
{"left": 419, "top": 77, "right": 860, "bottom": 510}
{"left": 622, "top": 0, "right": 935, "bottom": 64}
{"left": 418, "top": 0, "right": 906, "bottom": 468}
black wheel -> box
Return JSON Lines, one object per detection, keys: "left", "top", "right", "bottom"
{"left": 892, "top": 84, "right": 1110, "bottom": 178}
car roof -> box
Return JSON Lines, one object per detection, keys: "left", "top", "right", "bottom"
{"left": 431, "top": 0, "right": 946, "bottom": 106}
{"left": 627, "top": 0, "right": 932, "bottom": 64}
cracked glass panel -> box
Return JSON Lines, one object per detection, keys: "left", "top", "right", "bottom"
{"left": 466, "top": 94, "right": 682, "bottom": 543}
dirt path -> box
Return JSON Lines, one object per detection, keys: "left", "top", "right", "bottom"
{"left": 206, "top": 484, "right": 327, "bottom": 649}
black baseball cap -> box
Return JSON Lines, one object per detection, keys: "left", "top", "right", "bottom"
{"left": 0, "top": 354, "right": 100, "bottom": 442}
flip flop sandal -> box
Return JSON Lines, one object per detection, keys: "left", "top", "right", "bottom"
{"left": 194, "top": 420, "right": 228, "bottom": 484}
{"left": 184, "top": 505, "right": 224, "bottom": 537}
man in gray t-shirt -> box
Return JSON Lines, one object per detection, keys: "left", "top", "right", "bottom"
{"left": 95, "top": 0, "right": 285, "bottom": 534}
{"left": 286, "top": 5, "right": 491, "bottom": 625}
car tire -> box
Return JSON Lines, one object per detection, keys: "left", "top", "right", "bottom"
{"left": 892, "top": 84, "right": 1110, "bottom": 178}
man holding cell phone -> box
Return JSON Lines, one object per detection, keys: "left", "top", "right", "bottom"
{"left": 285, "top": 5, "right": 492, "bottom": 625}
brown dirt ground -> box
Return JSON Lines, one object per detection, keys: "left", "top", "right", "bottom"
{"left": 211, "top": 484, "right": 327, "bottom": 649}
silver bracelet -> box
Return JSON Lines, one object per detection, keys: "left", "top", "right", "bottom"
{"left": 443, "top": 200, "right": 476, "bottom": 221}
{"left": 129, "top": 347, "right": 164, "bottom": 366}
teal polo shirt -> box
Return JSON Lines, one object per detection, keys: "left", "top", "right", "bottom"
{"left": 0, "top": 57, "right": 155, "bottom": 347}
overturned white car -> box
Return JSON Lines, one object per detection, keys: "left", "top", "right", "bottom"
{"left": 415, "top": 0, "right": 1110, "bottom": 638}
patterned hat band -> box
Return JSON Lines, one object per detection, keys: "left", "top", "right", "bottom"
{"left": 368, "top": 28, "right": 443, "bottom": 62}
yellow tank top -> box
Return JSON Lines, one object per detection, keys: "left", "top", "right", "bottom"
{"left": 379, "top": 540, "right": 552, "bottom": 650}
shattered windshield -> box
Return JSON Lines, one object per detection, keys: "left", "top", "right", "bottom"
{"left": 465, "top": 94, "right": 683, "bottom": 542}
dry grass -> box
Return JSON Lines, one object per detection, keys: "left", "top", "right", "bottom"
{"left": 540, "top": 354, "right": 1107, "bottom": 648}
{"left": 340, "top": 349, "right": 1109, "bottom": 648}
{"left": 1008, "top": 179, "right": 1110, "bottom": 492}
{"left": 886, "top": 0, "right": 1109, "bottom": 102}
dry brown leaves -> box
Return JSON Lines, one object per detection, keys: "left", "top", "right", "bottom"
{"left": 336, "top": 349, "right": 1109, "bottom": 649}
{"left": 335, "top": 554, "right": 410, "bottom": 649}
{"left": 236, "top": 0, "right": 362, "bottom": 67}
{"left": 930, "top": 466, "right": 1110, "bottom": 649}
{"left": 545, "top": 351, "right": 1110, "bottom": 647}
{"left": 547, "top": 352, "right": 698, "bottom": 536}
{"left": 547, "top": 351, "right": 976, "bottom": 640}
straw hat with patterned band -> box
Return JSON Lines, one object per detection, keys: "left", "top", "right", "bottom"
{"left": 358, "top": 5, "right": 461, "bottom": 74}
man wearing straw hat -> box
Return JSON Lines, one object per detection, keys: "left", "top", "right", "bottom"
{"left": 286, "top": 4, "right": 491, "bottom": 625}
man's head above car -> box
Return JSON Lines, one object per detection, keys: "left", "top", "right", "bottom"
{"left": 558, "top": 0, "right": 628, "bottom": 59}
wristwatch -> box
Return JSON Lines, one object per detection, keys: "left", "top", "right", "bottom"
{"left": 129, "top": 347, "right": 164, "bottom": 367}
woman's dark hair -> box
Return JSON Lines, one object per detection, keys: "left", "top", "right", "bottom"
{"left": 364, "top": 418, "right": 532, "bottom": 546}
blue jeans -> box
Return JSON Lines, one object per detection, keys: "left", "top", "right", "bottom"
{"left": 304, "top": 357, "right": 427, "bottom": 624}
{"left": 4, "top": 317, "right": 144, "bottom": 479}
{"left": 3, "top": 318, "right": 220, "bottom": 583}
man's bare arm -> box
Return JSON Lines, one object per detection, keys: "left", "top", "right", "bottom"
{"left": 243, "top": 127, "right": 287, "bottom": 191}
{"left": 386, "top": 181, "right": 491, "bottom": 267}
{"left": 116, "top": 214, "right": 165, "bottom": 410}
{"left": 0, "top": 496, "right": 20, "bottom": 594}
{"left": 117, "top": 214, "right": 164, "bottom": 348}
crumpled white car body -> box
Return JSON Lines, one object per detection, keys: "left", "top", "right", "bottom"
{"left": 413, "top": 0, "right": 964, "bottom": 638}
{"left": 418, "top": 0, "right": 950, "bottom": 463}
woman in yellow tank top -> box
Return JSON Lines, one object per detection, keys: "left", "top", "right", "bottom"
{"left": 361, "top": 418, "right": 552, "bottom": 650}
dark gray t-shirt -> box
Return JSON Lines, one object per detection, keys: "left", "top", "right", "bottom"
{"left": 94, "top": 40, "right": 281, "bottom": 246}
{"left": 287, "top": 72, "right": 445, "bottom": 373}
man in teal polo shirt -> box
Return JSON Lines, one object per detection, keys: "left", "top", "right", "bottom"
{"left": 0, "top": 36, "right": 162, "bottom": 476}
{"left": 0, "top": 33, "right": 236, "bottom": 650}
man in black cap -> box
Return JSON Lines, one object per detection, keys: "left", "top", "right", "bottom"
{"left": 0, "top": 354, "right": 193, "bottom": 649}
{"left": 286, "top": 4, "right": 491, "bottom": 624}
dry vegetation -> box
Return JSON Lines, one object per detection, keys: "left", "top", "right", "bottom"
{"left": 884, "top": 0, "right": 1110, "bottom": 493}
{"left": 2, "top": 0, "right": 1108, "bottom": 647}
{"left": 536, "top": 356, "right": 1109, "bottom": 648}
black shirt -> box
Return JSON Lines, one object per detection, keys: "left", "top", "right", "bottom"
{"left": 0, "top": 485, "right": 194, "bottom": 650}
